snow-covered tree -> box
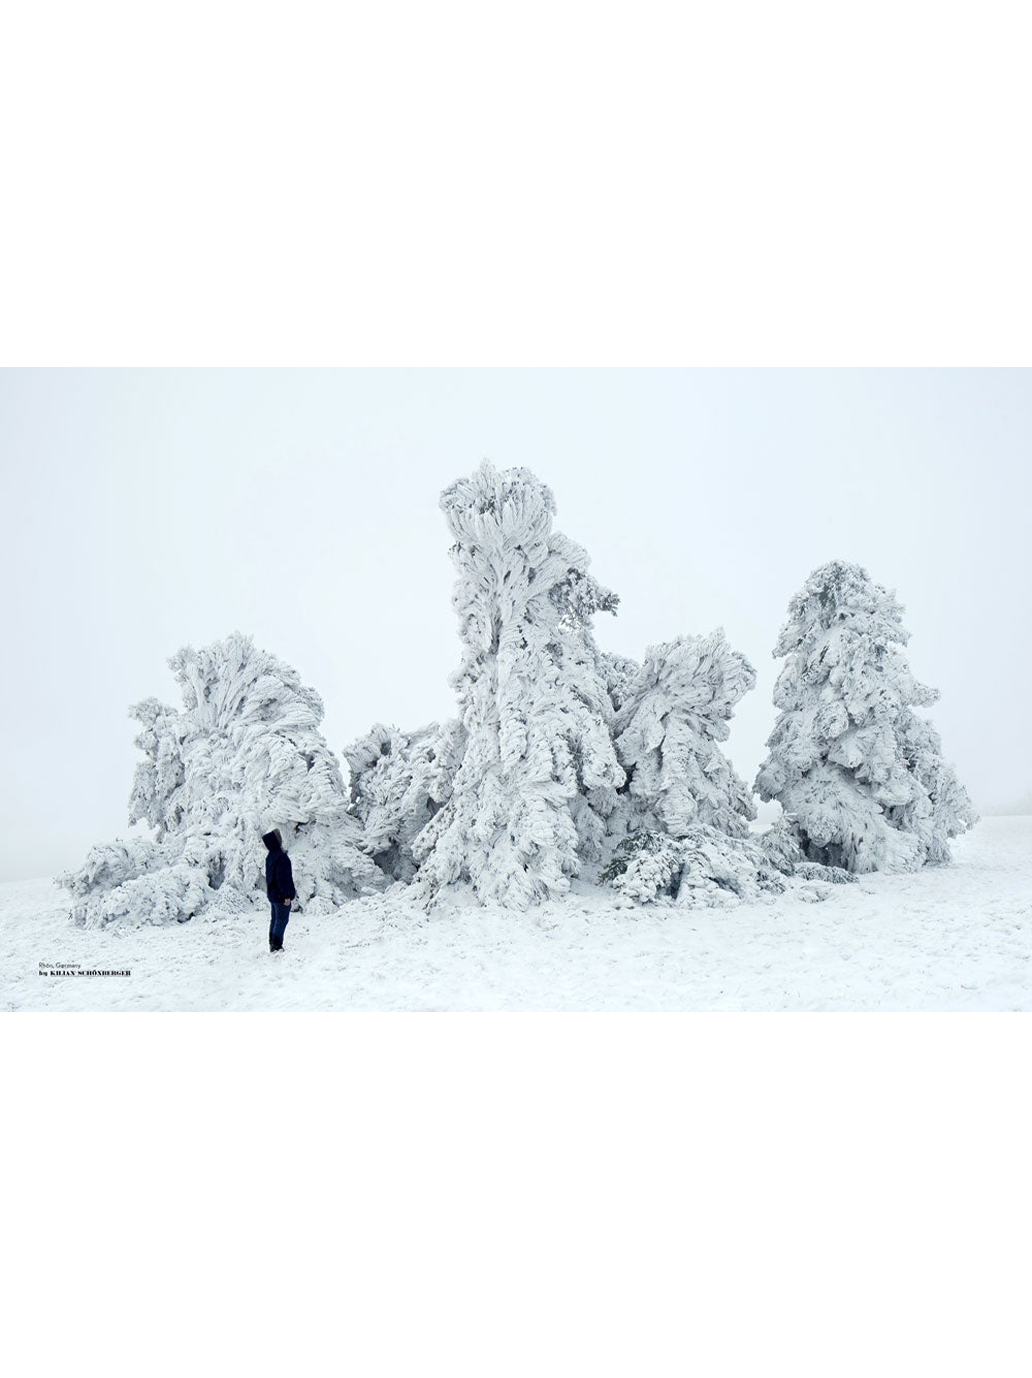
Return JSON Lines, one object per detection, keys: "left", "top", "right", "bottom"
{"left": 612, "top": 630, "right": 758, "bottom": 841}
{"left": 593, "top": 630, "right": 798, "bottom": 906}
{"left": 601, "top": 825, "right": 791, "bottom": 907}
{"left": 415, "top": 462, "right": 626, "bottom": 907}
{"left": 344, "top": 719, "right": 465, "bottom": 882}
{"left": 59, "top": 632, "right": 382, "bottom": 925}
{"left": 755, "top": 560, "right": 977, "bottom": 872}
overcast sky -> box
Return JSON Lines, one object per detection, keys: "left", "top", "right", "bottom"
{"left": 2, "top": 368, "right": 1029, "bottom": 881}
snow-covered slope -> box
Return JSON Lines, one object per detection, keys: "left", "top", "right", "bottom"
{"left": 3, "top": 818, "right": 1030, "bottom": 1012}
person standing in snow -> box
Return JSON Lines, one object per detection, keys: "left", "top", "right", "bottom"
{"left": 262, "top": 828, "right": 296, "bottom": 953}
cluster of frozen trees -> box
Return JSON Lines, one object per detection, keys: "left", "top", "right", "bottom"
{"left": 60, "top": 464, "right": 975, "bottom": 925}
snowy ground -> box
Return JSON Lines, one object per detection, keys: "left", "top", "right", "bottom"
{"left": 2, "top": 818, "right": 1030, "bottom": 1012}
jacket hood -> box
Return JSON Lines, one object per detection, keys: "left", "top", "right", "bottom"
{"left": 262, "top": 829, "right": 283, "bottom": 851}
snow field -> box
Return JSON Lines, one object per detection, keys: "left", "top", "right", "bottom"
{"left": 4, "top": 818, "right": 1029, "bottom": 1012}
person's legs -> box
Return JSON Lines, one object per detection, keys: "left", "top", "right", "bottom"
{"left": 270, "top": 901, "right": 289, "bottom": 951}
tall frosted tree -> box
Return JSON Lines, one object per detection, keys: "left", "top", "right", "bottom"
{"left": 415, "top": 462, "right": 626, "bottom": 907}
{"left": 59, "top": 632, "right": 382, "bottom": 925}
{"left": 755, "top": 561, "right": 976, "bottom": 873}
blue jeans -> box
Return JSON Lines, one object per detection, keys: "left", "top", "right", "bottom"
{"left": 269, "top": 901, "right": 290, "bottom": 950}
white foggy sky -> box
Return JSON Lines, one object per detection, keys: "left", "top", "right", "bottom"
{"left": 2, "top": 367, "right": 1029, "bottom": 882}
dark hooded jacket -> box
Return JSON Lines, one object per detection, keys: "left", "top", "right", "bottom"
{"left": 262, "top": 830, "right": 297, "bottom": 903}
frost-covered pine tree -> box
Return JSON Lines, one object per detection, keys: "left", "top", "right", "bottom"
{"left": 599, "top": 630, "right": 792, "bottom": 905}
{"left": 343, "top": 719, "right": 465, "bottom": 882}
{"left": 59, "top": 632, "right": 382, "bottom": 925}
{"left": 415, "top": 462, "right": 626, "bottom": 907}
{"left": 612, "top": 630, "right": 757, "bottom": 840}
{"left": 755, "top": 560, "right": 977, "bottom": 872}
